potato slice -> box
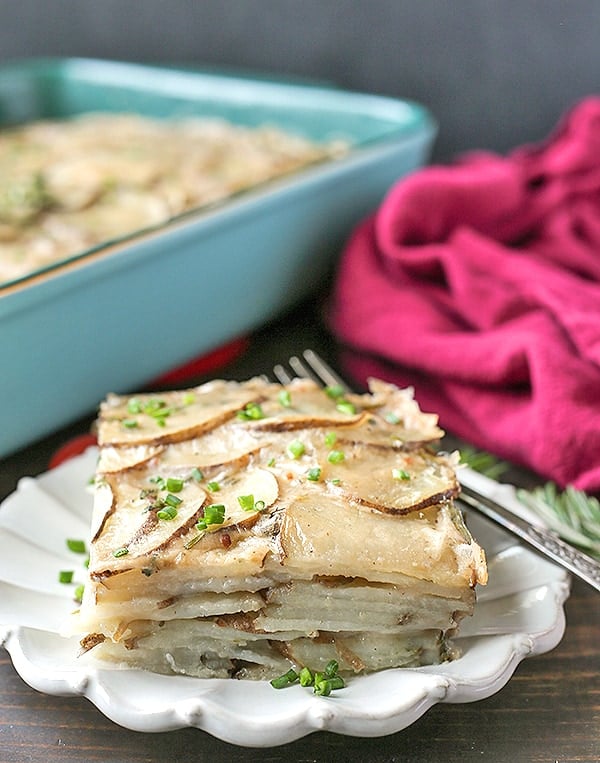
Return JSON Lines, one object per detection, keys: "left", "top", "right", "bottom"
{"left": 97, "top": 381, "right": 262, "bottom": 446}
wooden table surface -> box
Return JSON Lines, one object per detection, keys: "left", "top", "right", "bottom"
{"left": 1, "top": 300, "right": 599, "bottom": 763}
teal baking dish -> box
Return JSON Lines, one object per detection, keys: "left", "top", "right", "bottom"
{"left": 0, "top": 58, "right": 436, "bottom": 457}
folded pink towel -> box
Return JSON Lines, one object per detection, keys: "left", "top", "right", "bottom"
{"left": 329, "top": 98, "right": 600, "bottom": 491}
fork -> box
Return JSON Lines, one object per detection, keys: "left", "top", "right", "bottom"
{"left": 273, "top": 349, "right": 600, "bottom": 593}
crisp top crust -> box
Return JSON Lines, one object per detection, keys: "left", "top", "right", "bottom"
{"left": 89, "top": 377, "right": 487, "bottom": 590}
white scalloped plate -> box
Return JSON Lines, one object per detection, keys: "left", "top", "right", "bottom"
{"left": 0, "top": 449, "right": 569, "bottom": 747}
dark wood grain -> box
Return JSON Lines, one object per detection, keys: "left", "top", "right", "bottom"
{"left": 1, "top": 298, "right": 599, "bottom": 763}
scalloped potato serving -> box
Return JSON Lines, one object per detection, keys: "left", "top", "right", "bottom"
{"left": 0, "top": 113, "right": 345, "bottom": 283}
{"left": 73, "top": 377, "right": 487, "bottom": 680}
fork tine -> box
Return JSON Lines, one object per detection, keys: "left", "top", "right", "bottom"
{"left": 272, "top": 350, "right": 350, "bottom": 390}
{"left": 272, "top": 364, "right": 293, "bottom": 385}
{"left": 301, "top": 349, "right": 350, "bottom": 391}
{"left": 288, "top": 354, "right": 317, "bottom": 382}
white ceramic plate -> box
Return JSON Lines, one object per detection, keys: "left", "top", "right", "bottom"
{"left": 0, "top": 450, "right": 569, "bottom": 747}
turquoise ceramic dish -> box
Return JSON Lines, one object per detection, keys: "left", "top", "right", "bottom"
{"left": 0, "top": 58, "right": 436, "bottom": 457}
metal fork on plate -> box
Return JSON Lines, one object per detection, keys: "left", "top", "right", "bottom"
{"left": 272, "top": 349, "right": 600, "bottom": 593}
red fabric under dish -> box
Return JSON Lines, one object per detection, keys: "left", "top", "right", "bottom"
{"left": 329, "top": 98, "right": 600, "bottom": 491}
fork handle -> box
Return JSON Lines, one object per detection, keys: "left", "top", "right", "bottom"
{"left": 459, "top": 484, "right": 600, "bottom": 593}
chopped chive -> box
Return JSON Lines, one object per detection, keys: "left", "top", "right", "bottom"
{"left": 254, "top": 500, "right": 266, "bottom": 512}
{"left": 66, "top": 539, "right": 86, "bottom": 554}
{"left": 324, "top": 432, "right": 337, "bottom": 448}
{"left": 299, "top": 667, "right": 314, "bottom": 686}
{"left": 314, "top": 676, "right": 345, "bottom": 695}
{"left": 203, "top": 503, "right": 226, "bottom": 525}
{"left": 307, "top": 467, "right": 322, "bottom": 482}
{"left": 113, "top": 547, "right": 129, "bottom": 558}
{"left": 157, "top": 505, "right": 178, "bottom": 520}
{"left": 127, "top": 398, "right": 142, "bottom": 414}
{"left": 392, "top": 468, "right": 411, "bottom": 481}
{"left": 206, "top": 481, "right": 220, "bottom": 492}
{"left": 278, "top": 389, "right": 292, "bottom": 408}
{"left": 237, "top": 494, "right": 256, "bottom": 512}
{"left": 336, "top": 400, "right": 356, "bottom": 415}
{"left": 267, "top": 457, "right": 276, "bottom": 467}
{"left": 270, "top": 668, "right": 298, "bottom": 689}
{"left": 287, "top": 439, "right": 305, "bottom": 459}
{"left": 150, "top": 475, "right": 166, "bottom": 488}
{"left": 143, "top": 398, "right": 166, "bottom": 413}
{"left": 324, "top": 384, "right": 345, "bottom": 399}
{"left": 384, "top": 411, "right": 401, "bottom": 424}
{"left": 329, "top": 478, "right": 342, "bottom": 486}
{"left": 74, "top": 584, "right": 85, "bottom": 604}
{"left": 190, "top": 467, "right": 204, "bottom": 482}
{"left": 325, "top": 659, "right": 339, "bottom": 678}
{"left": 237, "top": 402, "right": 265, "bottom": 421}
{"left": 166, "top": 477, "right": 184, "bottom": 493}
{"left": 165, "top": 493, "right": 183, "bottom": 508}
{"left": 183, "top": 392, "right": 196, "bottom": 405}
{"left": 122, "top": 418, "right": 139, "bottom": 428}
{"left": 59, "top": 570, "right": 74, "bottom": 584}
{"left": 327, "top": 449, "right": 345, "bottom": 464}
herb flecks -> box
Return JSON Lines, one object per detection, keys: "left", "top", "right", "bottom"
{"left": 270, "top": 660, "right": 345, "bottom": 695}
{"left": 237, "top": 402, "right": 265, "bottom": 421}
{"left": 66, "top": 538, "right": 87, "bottom": 554}
{"left": 287, "top": 439, "right": 305, "bottom": 459}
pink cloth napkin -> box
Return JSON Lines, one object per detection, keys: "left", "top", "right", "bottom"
{"left": 329, "top": 97, "right": 600, "bottom": 491}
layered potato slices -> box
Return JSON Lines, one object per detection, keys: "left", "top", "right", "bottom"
{"left": 74, "top": 376, "right": 487, "bottom": 680}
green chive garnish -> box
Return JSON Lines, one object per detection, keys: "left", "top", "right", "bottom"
{"left": 66, "top": 539, "right": 86, "bottom": 554}
{"left": 206, "top": 481, "right": 220, "bottom": 492}
{"left": 74, "top": 584, "right": 85, "bottom": 604}
{"left": 157, "top": 505, "right": 178, "bottom": 520}
{"left": 392, "top": 468, "right": 411, "bottom": 480}
{"left": 166, "top": 477, "right": 184, "bottom": 493}
{"left": 203, "top": 503, "right": 226, "bottom": 526}
{"left": 384, "top": 411, "right": 401, "bottom": 424}
{"left": 278, "top": 389, "right": 292, "bottom": 408}
{"left": 59, "top": 570, "right": 74, "bottom": 584}
{"left": 183, "top": 392, "right": 196, "bottom": 405}
{"left": 237, "top": 402, "right": 265, "bottom": 421}
{"left": 165, "top": 493, "right": 183, "bottom": 508}
{"left": 122, "top": 418, "right": 138, "bottom": 428}
{"left": 307, "top": 467, "right": 322, "bottom": 482}
{"left": 324, "top": 384, "right": 345, "bottom": 399}
{"left": 336, "top": 400, "right": 356, "bottom": 415}
{"left": 190, "top": 467, "right": 204, "bottom": 482}
{"left": 113, "top": 547, "right": 129, "bottom": 558}
{"left": 267, "top": 457, "right": 276, "bottom": 467}
{"left": 287, "top": 439, "right": 305, "bottom": 459}
{"left": 299, "top": 667, "right": 313, "bottom": 686}
{"left": 314, "top": 676, "right": 345, "bottom": 695}
{"left": 327, "top": 450, "right": 345, "bottom": 464}
{"left": 237, "top": 494, "right": 256, "bottom": 512}
{"left": 270, "top": 668, "right": 299, "bottom": 689}
{"left": 127, "top": 398, "right": 142, "bottom": 414}
{"left": 324, "top": 432, "right": 337, "bottom": 448}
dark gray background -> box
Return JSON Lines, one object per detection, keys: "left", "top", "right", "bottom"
{"left": 0, "top": 0, "right": 597, "bottom": 161}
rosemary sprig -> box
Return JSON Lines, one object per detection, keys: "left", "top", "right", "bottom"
{"left": 459, "top": 446, "right": 510, "bottom": 480}
{"left": 460, "top": 446, "right": 600, "bottom": 560}
{"left": 516, "top": 485, "right": 600, "bottom": 559}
